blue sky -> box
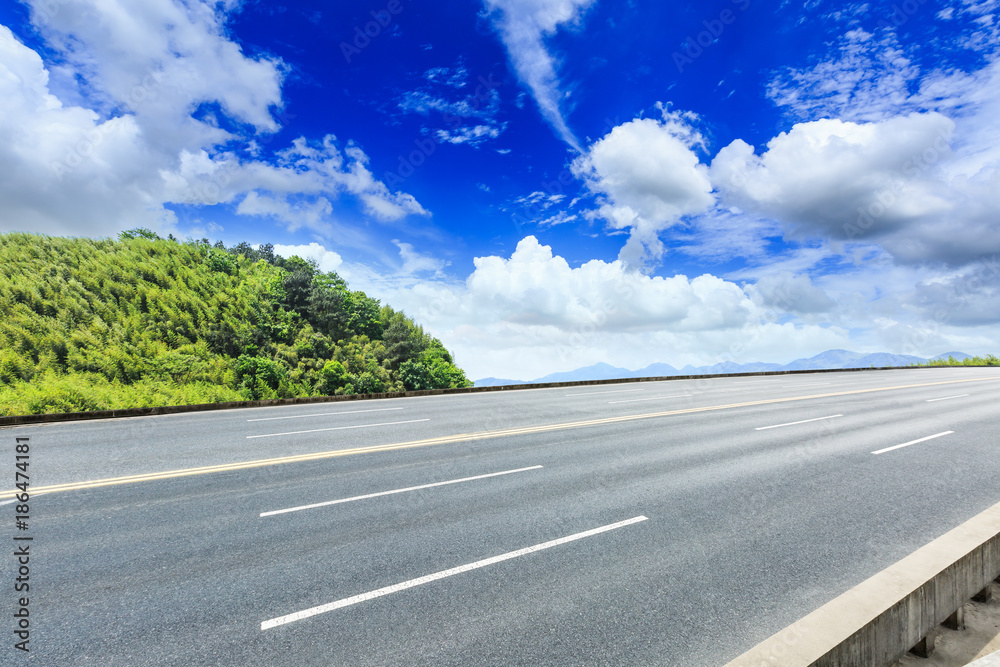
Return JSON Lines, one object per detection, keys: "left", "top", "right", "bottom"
{"left": 2, "top": 0, "right": 1000, "bottom": 380}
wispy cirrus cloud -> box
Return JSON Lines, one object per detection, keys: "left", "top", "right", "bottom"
{"left": 396, "top": 62, "right": 507, "bottom": 147}
{"left": 483, "top": 0, "right": 595, "bottom": 150}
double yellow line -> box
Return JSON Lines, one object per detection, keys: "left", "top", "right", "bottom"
{"left": 4, "top": 375, "right": 996, "bottom": 499}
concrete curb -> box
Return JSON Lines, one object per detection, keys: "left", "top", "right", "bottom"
{"left": 724, "top": 501, "right": 1000, "bottom": 667}
{"left": 0, "top": 364, "right": 968, "bottom": 427}
{"left": 968, "top": 649, "right": 1000, "bottom": 667}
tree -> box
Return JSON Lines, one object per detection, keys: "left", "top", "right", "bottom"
{"left": 399, "top": 359, "right": 433, "bottom": 391}
{"left": 316, "top": 359, "right": 347, "bottom": 395}
{"left": 119, "top": 228, "right": 160, "bottom": 241}
{"left": 348, "top": 292, "right": 383, "bottom": 339}
{"left": 307, "top": 283, "right": 348, "bottom": 340}
{"left": 381, "top": 314, "right": 426, "bottom": 370}
{"left": 280, "top": 258, "right": 315, "bottom": 315}
{"left": 234, "top": 355, "right": 287, "bottom": 400}
{"left": 0, "top": 232, "right": 471, "bottom": 414}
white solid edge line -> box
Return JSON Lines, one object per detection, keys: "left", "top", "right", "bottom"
{"left": 608, "top": 394, "right": 691, "bottom": 404}
{"left": 0, "top": 499, "right": 15, "bottom": 506}
{"left": 872, "top": 431, "right": 955, "bottom": 455}
{"left": 925, "top": 394, "right": 970, "bottom": 403}
{"left": 247, "top": 408, "right": 404, "bottom": 422}
{"left": 260, "top": 515, "right": 648, "bottom": 630}
{"left": 564, "top": 388, "right": 644, "bottom": 396}
{"left": 247, "top": 419, "right": 430, "bottom": 439}
{"left": 755, "top": 414, "right": 843, "bottom": 431}
{"left": 260, "top": 465, "right": 544, "bottom": 517}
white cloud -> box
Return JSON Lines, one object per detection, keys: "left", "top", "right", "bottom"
{"left": 168, "top": 137, "right": 430, "bottom": 225}
{"left": 462, "top": 236, "right": 750, "bottom": 331}
{"left": 710, "top": 113, "right": 956, "bottom": 248}
{"left": 0, "top": 1, "right": 427, "bottom": 239}
{"left": 423, "top": 63, "right": 469, "bottom": 88}
{"left": 0, "top": 23, "right": 178, "bottom": 235}
{"left": 435, "top": 124, "right": 505, "bottom": 146}
{"left": 236, "top": 193, "right": 334, "bottom": 234}
{"left": 709, "top": 112, "right": 1000, "bottom": 266}
{"left": 273, "top": 236, "right": 1000, "bottom": 380}
{"left": 392, "top": 240, "right": 449, "bottom": 276}
{"left": 484, "top": 0, "right": 594, "bottom": 149}
{"left": 273, "top": 243, "right": 344, "bottom": 274}
{"left": 397, "top": 63, "right": 505, "bottom": 148}
{"left": 353, "top": 235, "right": 785, "bottom": 379}
{"left": 748, "top": 271, "right": 836, "bottom": 315}
{"left": 29, "top": 0, "right": 284, "bottom": 137}
{"left": 573, "top": 110, "right": 714, "bottom": 268}
{"left": 713, "top": 22, "right": 1000, "bottom": 269}
{"left": 767, "top": 29, "right": 921, "bottom": 123}
{"left": 672, "top": 209, "right": 783, "bottom": 263}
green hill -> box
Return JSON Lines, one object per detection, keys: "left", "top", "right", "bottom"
{"left": 0, "top": 230, "right": 470, "bottom": 415}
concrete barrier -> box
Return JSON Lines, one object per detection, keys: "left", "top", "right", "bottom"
{"left": 0, "top": 364, "right": 963, "bottom": 427}
{"left": 968, "top": 649, "right": 1000, "bottom": 667}
{"left": 724, "top": 500, "right": 1000, "bottom": 666}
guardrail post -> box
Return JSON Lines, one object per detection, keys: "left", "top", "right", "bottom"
{"left": 972, "top": 584, "right": 993, "bottom": 603}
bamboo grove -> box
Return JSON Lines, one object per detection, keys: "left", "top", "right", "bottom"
{"left": 0, "top": 230, "right": 470, "bottom": 415}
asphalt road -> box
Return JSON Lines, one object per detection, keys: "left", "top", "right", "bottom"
{"left": 3, "top": 367, "right": 1000, "bottom": 665}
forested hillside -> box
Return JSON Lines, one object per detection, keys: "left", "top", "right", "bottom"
{"left": 0, "top": 231, "right": 469, "bottom": 415}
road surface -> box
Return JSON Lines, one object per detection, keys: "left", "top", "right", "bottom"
{"left": 3, "top": 367, "right": 999, "bottom": 665}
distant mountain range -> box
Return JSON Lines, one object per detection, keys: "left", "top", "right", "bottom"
{"left": 473, "top": 350, "right": 972, "bottom": 387}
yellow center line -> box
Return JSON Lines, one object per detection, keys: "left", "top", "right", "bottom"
{"left": 4, "top": 375, "right": 997, "bottom": 499}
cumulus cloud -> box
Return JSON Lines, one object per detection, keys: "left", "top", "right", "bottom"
{"left": 376, "top": 236, "right": 859, "bottom": 379}
{"left": 276, "top": 235, "right": 1000, "bottom": 380}
{"left": 905, "top": 257, "right": 1000, "bottom": 327}
{"left": 464, "top": 236, "right": 752, "bottom": 331}
{"left": 710, "top": 113, "right": 956, "bottom": 251}
{"left": 748, "top": 272, "right": 836, "bottom": 315}
{"left": 484, "top": 0, "right": 594, "bottom": 149}
{"left": 236, "top": 193, "right": 334, "bottom": 234}
{"left": 273, "top": 243, "right": 344, "bottom": 274}
{"left": 30, "top": 0, "right": 285, "bottom": 135}
{"left": 0, "top": 24, "right": 175, "bottom": 235}
{"left": 710, "top": 112, "right": 1000, "bottom": 266}
{"left": 573, "top": 110, "right": 714, "bottom": 268}
{"left": 0, "top": 1, "right": 427, "bottom": 238}
{"left": 711, "top": 21, "right": 1000, "bottom": 269}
